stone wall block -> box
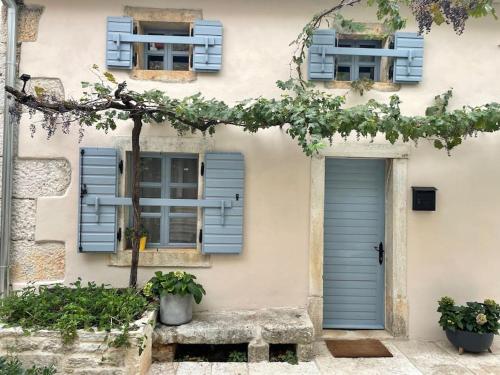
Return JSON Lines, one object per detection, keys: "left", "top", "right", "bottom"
{"left": 248, "top": 339, "right": 269, "bottom": 362}
{"left": 10, "top": 240, "right": 65, "bottom": 282}
{"left": 101, "top": 349, "right": 127, "bottom": 367}
{"left": 12, "top": 158, "right": 71, "bottom": 199}
{"left": 297, "top": 343, "right": 314, "bottom": 362}
{"left": 10, "top": 352, "right": 63, "bottom": 369}
{"left": 65, "top": 355, "right": 103, "bottom": 369}
{"left": 18, "top": 4, "right": 44, "bottom": 42}
{"left": 152, "top": 343, "right": 176, "bottom": 362}
{"left": 11, "top": 198, "right": 35, "bottom": 240}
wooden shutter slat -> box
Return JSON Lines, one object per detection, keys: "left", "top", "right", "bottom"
{"left": 308, "top": 29, "right": 336, "bottom": 81}
{"left": 393, "top": 32, "right": 424, "bottom": 83}
{"left": 202, "top": 152, "right": 244, "bottom": 254}
{"left": 78, "top": 147, "right": 119, "bottom": 253}
{"left": 193, "top": 20, "right": 223, "bottom": 72}
{"left": 106, "top": 16, "right": 134, "bottom": 69}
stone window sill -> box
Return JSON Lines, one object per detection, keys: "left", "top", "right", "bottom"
{"left": 109, "top": 248, "right": 210, "bottom": 268}
{"left": 130, "top": 69, "right": 197, "bottom": 83}
{"left": 325, "top": 81, "right": 401, "bottom": 92}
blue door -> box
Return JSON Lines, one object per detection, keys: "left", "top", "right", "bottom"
{"left": 323, "top": 158, "right": 385, "bottom": 329}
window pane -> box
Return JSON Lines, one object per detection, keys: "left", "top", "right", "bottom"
{"left": 337, "top": 43, "right": 353, "bottom": 64}
{"left": 336, "top": 66, "right": 351, "bottom": 81}
{"left": 170, "top": 187, "right": 197, "bottom": 214}
{"left": 358, "top": 44, "right": 376, "bottom": 63}
{"left": 173, "top": 55, "right": 189, "bottom": 71}
{"left": 169, "top": 217, "right": 197, "bottom": 244}
{"left": 359, "top": 66, "right": 375, "bottom": 80}
{"left": 140, "top": 157, "right": 162, "bottom": 182}
{"left": 171, "top": 158, "right": 198, "bottom": 183}
{"left": 172, "top": 43, "right": 189, "bottom": 52}
{"left": 148, "top": 55, "right": 164, "bottom": 70}
{"left": 147, "top": 33, "right": 165, "bottom": 51}
{"left": 140, "top": 187, "right": 161, "bottom": 213}
{"left": 142, "top": 217, "right": 161, "bottom": 244}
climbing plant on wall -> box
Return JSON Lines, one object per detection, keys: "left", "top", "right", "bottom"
{"left": 4, "top": 0, "right": 498, "bottom": 288}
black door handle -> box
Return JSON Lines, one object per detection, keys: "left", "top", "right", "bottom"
{"left": 373, "top": 242, "right": 384, "bottom": 265}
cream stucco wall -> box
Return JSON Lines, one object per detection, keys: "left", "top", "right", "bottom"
{"left": 13, "top": 0, "right": 500, "bottom": 340}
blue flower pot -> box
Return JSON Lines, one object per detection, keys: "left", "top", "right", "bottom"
{"left": 446, "top": 329, "right": 494, "bottom": 354}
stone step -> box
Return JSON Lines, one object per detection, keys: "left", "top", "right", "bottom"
{"left": 152, "top": 308, "right": 315, "bottom": 362}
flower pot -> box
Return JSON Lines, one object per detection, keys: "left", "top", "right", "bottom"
{"left": 159, "top": 293, "right": 193, "bottom": 325}
{"left": 445, "top": 329, "right": 494, "bottom": 354}
{"left": 139, "top": 236, "right": 147, "bottom": 251}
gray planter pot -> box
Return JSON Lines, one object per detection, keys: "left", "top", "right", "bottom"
{"left": 446, "top": 329, "right": 494, "bottom": 354}
{"left": 159, "top": 293, "right": 193, "bottom": 325}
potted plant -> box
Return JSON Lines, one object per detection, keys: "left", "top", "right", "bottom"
{"left": 125, "top": 226, "right": 149, "bottom": 252}
{"left": 438, "top": 296, "right": 500, "bottom": 354}
{"left": 143, "top": 271, "right": 206, "bottom": 325}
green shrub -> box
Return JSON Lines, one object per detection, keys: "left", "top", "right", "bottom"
{"left": 143, "top": 271, "right": 206, "bottom": 304}
{"left": 228, "top": 350, "right": 247, "bottom": 362}
{"left": 0, "top": 356, "right": 56, "bottom": 375}
{"left": 0, "top": 280, "right": 152, "bottom": 345}
{"left": 270, "top": 350, "right": 298, "bottom": 365}
{"left": 438, "top": 296, "right": 500, "bottom": 334}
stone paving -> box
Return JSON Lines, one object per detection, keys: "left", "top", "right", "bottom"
{"left": 148, "top": 339, "right": 500, "bottom": 374}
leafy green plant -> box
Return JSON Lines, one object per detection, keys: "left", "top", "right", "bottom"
{"left": 350, "top": 78, "right": 375, "bottom": 96}
{"left": 271, "top": 350, "right": 298, "bottom": 365}
{"left": 438, "top": 297, "right": 500, "bottom": 334}
{"left": 125, "top": 226, "right": 149, "bottom": 240}
{"left": 0, "top": 356, "right": 56, "bottom": 375}
{"left": 228, "top": 350, "right": 247, "bottom": 362}
{"left": 0, "top": 280, "right": 151, "bottom": 345}
{"left": 143, "top": 271, "right": 206, "bottom": 304}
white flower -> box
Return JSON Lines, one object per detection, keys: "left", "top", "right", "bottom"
{"left": 476, "top": 313, "right": 487, "bottom": 325}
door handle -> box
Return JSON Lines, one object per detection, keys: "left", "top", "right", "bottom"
{"left": 373, "top": 242, "right": 384, "bottom": 265}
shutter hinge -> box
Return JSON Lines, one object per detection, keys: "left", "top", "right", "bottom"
{"left": 80, "top": 149, "right": 85, "bottom": 156}
{"left": 78, "top": 245, "right": 83, "bottom": 252}
{"left": 198, "top": 229, "right": 203, "bottom": 243}
{"left": 117, "top": 228, "right": 122, "bottom": 242}
{"left": 200, "top": 162, "right": 204, "bottom": 176}
{"left": 118, "top": 160, "right": 123, "bottom": 174}
{"left": 80, "top": 184, "right": 88, "bottom": 198}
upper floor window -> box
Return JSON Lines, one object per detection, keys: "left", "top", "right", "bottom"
{"left": 129, "top": 153, "right": 199, "bottom": 248}
{"left": 335, "top": 40, "right": 381, "bottom": 81}
{"left": 143, "top": 23, "right": 191, "bottom": 71}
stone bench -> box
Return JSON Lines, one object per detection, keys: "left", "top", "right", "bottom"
{"left": 152, "top": 308, "right": 315, "bottom": 362}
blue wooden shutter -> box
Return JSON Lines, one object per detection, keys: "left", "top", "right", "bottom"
{"left": 78, "top": 147, "right": 119, "bottom": 253}
{"left": 193, "top": 20, "right": 223, "bottom": 72}
{"left": 202, "top": 153, "right": 244, "bottom": 254}
{"left": 308, "top": 29, "right": 336, "bottom": 81}
{"left": 393, "top": 32, "right": 424, "bottom": 83}
{"left": 106, "top": 16, "right": 134, "bottom": 69}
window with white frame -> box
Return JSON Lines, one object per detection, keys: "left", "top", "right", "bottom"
{"left": 128, "top": 153, "right": 199, "bottom": 248}
{"left": 335, "top": 40, "right": 382, "bottom": 81}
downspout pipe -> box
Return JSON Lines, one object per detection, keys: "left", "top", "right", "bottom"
{"left": 0, "top": 0, "right": 18, "bottom": 298}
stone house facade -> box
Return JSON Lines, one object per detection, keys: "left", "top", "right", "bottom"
{"left": 0, "top": 0, "right": 499, "bottom": 341}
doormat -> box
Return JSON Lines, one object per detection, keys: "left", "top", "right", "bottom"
{"left": 325, "top": 339, "right": 393, "bottom": 358}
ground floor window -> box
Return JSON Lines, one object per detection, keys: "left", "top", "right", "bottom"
{"left": 129, "top": 153, "right": 199, "bottom": 248}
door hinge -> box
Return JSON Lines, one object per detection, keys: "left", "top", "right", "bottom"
{"left": 200, "top": 162, "right": 204, "bottom": 176}
{"left": 118, "top": 160, "right": 123, "bottom": 174}
{"left": 117, "top": 228, "right": 122, "bottom": 242}
{"left": 198, "top": 229, "right": 203, "bottom": 243}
